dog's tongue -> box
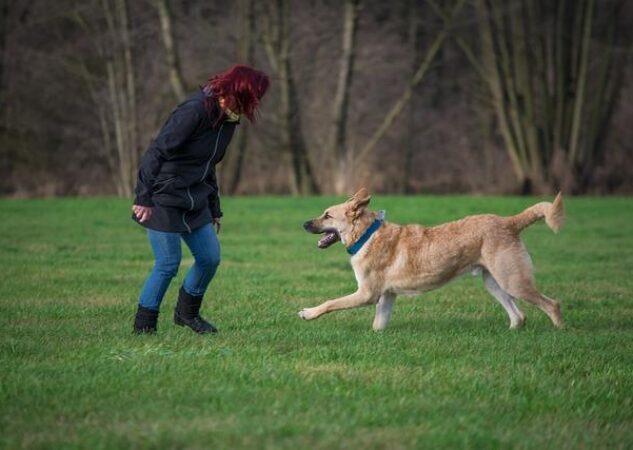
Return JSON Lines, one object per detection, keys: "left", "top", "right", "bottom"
{"left": 318, "top": 232, "right": 340, "bottom": 249}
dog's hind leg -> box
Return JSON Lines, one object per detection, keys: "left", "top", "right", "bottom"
{"left": 483, "top": 270, "right": 525, "bottom": 329}
{"left": 510, "top": 285, "right": 563, "bottom": 328}
{"left": 372, "top": 293, "right": 396, "bottom": 331}
{"left": 299, "top": 288, "right": 378, "bottom": 321}
{"left": 486, "top": 242, "right": 563, "bottom": 328}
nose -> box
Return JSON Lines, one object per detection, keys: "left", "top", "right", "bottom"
{"left": 303, "top": 221, "right": 313, "bottom": 231}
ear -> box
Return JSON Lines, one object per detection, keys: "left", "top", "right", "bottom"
{"left": 347, "top": 188, "right": 371, "bottom": 211}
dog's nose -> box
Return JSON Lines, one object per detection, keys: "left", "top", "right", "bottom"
{"left": 303, "top": 221, "right": 313, "bottom": 231}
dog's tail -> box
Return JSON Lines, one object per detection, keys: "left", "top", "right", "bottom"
{"left": 508, "top": 192, "right": 565, "bottom": 233}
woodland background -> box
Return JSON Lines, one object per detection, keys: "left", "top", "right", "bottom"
{"left": 1, "top": 0, "right": 632, "bottom": 198}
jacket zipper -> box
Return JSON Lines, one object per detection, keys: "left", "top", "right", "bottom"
{"left": 181, "top": 123, "right": 225, "bottom": 232}
{"left": 201, "top": 123, "right": 224, "bottom": 181}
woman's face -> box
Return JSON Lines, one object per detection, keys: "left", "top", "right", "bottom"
{"left": 219, "top": 96, "right": 240, "bottom": 113}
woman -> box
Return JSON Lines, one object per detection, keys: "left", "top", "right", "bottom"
{"left": 131, "top": 64, "right": 270, "bottom": 334}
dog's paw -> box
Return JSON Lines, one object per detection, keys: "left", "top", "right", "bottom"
{"left": 298, "top": 308, "right": 316, "bottom": 320}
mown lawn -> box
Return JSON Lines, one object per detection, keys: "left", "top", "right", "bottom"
{"left": 1, "top": 195, "right": 632, "bottom": 449}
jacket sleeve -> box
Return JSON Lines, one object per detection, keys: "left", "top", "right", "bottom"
{"left": 133, "top": 104, "right": 201, "bottom": 207}
{"left": 206, "top": 168, "right": 222, "bottom": 218}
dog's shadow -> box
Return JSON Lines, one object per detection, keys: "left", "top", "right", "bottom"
{"left": 389, "top": 312, "right": 630, "bottom": 335}
{"left": 391, "top": 315, "right": 506, "bottom": 335}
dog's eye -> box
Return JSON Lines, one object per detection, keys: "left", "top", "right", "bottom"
{"left": 324, "top": 212, "right": 331, "bottom": 219}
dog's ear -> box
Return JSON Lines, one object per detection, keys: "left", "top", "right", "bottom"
{"left": 347, "top": 188, "right": 371, "bottom": 213}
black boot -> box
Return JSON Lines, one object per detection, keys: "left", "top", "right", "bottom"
{"left": 174, "top": 287, "right": 218, "bottom": 334}
{"left": 133, "top": 305, "right": 159, "bottom": 334}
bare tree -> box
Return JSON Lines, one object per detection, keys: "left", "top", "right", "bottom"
{"left": 354, "top": 0, "right": 466, "bottom": 163}
{"left": 3, "top": 0, "right": 632, "bottom": 197}
{"left": 0, "top": 0, "right": 9, "bottom": 130}
{"left": 73, "top": 0, "right": 139, "bottom": 197}
{"left": 103, "top": 0, "right": 139, "bottom": 197}
{"left": 475, "top": 0, "right": 628, "bottom": 193}
{"left": 330, "top": 0, "right": 360, "bottom": 195}
{"left": 400, "top": 0, "right": 421, "bottom": 194}
{"left": 155, "top": 0, "right": 186, "bottom": 100}
{"left": 261, "top": 0, "right": 319, "bottom": 194}
{"left": 225, "top": 0, "right": 255, "bottom": 194}
{"left": 0, "top": 0, "right": 14, "bottom": 193}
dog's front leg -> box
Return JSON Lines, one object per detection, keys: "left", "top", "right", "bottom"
{"left": 372, "top": 293, "right": 396, "bottom": 331}
{"left": 299, "top": 288, "right": 376, "bottom": 320}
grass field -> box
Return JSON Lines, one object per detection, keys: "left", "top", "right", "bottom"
{"left": 1, "top": 195, "right": 632, "bottom": 449}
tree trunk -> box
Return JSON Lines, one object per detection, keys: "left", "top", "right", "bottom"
{"left": 279, "top": 47, "right": 320, "bottom": 194}
{"left": 117, "top": 0, "right": 138, "bottom": 195}
{"left": 568, "top": 0, "right": 593, "bottom": 166}
{"left": 0, "top": 0, "right": 7, "bottom": 125}
{"left": 226, "top": 0, "right": 255, "bottom": 194}
{"left": 155, "top": 0, "right": 186, "bottom": 100}
{"left": 102, "top": 0, "right": 138, "bottom": 197}
{"left": 331, "top": 0, "right": 359, "bottom": 195}
{"left": 400, "top": 0, "right": 421, "bottom": 194}
{"left": 262, "top": 0, "right": 319, "bottom": 194}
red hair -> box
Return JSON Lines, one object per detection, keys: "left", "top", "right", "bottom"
{"left": 203, "top": 64, "right": 270, "bottom": 123}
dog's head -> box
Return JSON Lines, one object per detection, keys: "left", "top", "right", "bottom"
{"left": 303, "top": 188, "right": 372, "bottom": 249}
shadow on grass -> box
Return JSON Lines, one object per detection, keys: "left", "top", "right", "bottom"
{"left": 392, "top": 311, "right": 633, "bottom": 335}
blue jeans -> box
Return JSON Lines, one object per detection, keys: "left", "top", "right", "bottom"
{"left": 138, "top": 223, "right": 220, "bottom": 311}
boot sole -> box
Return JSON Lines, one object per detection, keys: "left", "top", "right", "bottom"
{"left": 174, "top": 313, "right": 217, "bottom": 334}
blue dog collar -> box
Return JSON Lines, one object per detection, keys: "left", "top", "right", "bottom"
{"left": 347, "top": 215, "right": 384, "bottom": 255}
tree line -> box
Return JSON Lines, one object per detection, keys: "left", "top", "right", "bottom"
{"left": 1, "top": 0, "right": 632, "bottom": 198}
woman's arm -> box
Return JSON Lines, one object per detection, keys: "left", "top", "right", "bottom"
{"left": 133, "top": 103, "right": 202, "bottom": 207}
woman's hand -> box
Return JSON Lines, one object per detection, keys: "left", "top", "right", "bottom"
{"left": 212, "top": 217, "right": 222, "bottom": 234}
{"left": 132, "top": 205, "right": 153, "bottom": 223}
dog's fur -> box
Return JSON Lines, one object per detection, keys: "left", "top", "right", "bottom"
{"left": 300, "top": 188, "right": 565, "bottom": 330}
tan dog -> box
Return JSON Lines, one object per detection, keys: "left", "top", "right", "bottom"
{"left": 300, "top": 188, "right": 564, "bottom": 330}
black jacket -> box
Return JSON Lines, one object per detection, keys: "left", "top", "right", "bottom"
{"left": 132, "top": 90, "right": 237, "bottom": 233}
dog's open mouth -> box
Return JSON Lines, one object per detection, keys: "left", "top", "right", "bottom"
{"left": 318, "top": 230, "right": 340, "bottom": 249}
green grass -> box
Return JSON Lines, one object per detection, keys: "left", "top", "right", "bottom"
{"left": 1, "top": 195, "right": 633, "bottom": 449}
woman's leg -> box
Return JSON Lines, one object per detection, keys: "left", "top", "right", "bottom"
{"left": 173, "top": 223, "right": 220, "bottom": 334}
{"left": 138, "top": 229, "right": 182, "bottom": 311}
{"left": 181, "top": 223, "right": 221, "bottom": 297}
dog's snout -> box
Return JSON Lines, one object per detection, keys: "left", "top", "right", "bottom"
{"left": 304, "top": 220, "right": 317, "bottom": 232}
